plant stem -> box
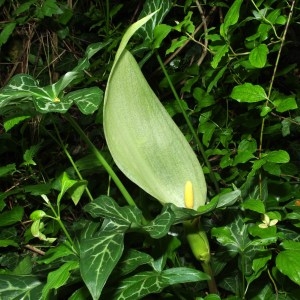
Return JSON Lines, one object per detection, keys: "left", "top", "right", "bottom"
{"left": 105, "top": 0, "right": 110, "bottom": 35}
{"left": 201, "top": 261, "right": 219, "bottom": 294}
{"left": 258, "top": 0, "right": 295, "bottom": 198}
{"left": 42, "top": 195, "right": 76, "bottom": 252}
{"left": 184, "top": 219, "right": 218, "bottom": 294}
{"left": 51, "top": 119, "right": 94, "bottom": 202}
{"left": 156, "top": 52, "right": 220, "bottom": 193}
{"left": 64, "top": 113, "right": 136, "bottom": 207}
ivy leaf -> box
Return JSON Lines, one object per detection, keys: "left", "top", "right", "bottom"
{"left": 108, "top": 268, "right": 209, "bottom": 299}
{"left": 143, "top": 205, "right": 175, "bottom": 239}
{"left": 114, "top": 249, "right": 153, "bottom": 277}
{"left": 137, "top": 0, "right": 172, "bottom": 43}
{"left": 64, "top": 87, "right": 103, "bottom": 115}
{"left": 230, "top": 83, "right": 268, "bottom": 102}
{"left": 84, "top": 196, "right": 143, "bottom": 226}
{"left": 80, "top": 220, "right": 127, "bottom": 300}
{"left": 0, "top": 275, "right": 44, "bottom": 299}
{"left": 212, "top": 216, "right": 250, "bottom": 254}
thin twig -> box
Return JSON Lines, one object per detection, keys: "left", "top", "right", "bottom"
{"left": 157, "top": 6, "right": 217, "bottom": 70}
{"left": 25, "top": 244, "right": 46, "bottom": 256}
{"left": 195, "top": 0, "right": 208, "bottom": 66}
{"left": 258, "top": 0, "right": 295, "bottom": 199}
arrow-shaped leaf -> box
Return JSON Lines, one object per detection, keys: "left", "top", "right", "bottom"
{"left": 84, "top": 196, "right": 143, "bottom": 226}
{"left": 80, "top": 220, "right": 127, "bottom": 300}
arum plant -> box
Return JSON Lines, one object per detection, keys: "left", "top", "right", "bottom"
{"left": 103, "top": 12, "right": 218, "bottom": 294}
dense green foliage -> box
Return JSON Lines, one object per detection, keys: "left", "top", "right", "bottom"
{"left": 0, "top": 0, "right": 300, "bottom": 299}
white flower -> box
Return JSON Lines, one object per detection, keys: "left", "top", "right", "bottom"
{"left": 258, "top": 214, "right": 278, "bottom": 228}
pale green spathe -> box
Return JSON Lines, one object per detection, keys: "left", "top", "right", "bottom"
{"left": 103, "top": 17, "right": 207, "bottom": 210}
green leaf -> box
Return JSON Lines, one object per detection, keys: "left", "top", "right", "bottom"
{"left": 137, "top": 0, "right": 172, "bottom": 42}
{"left": 273, "top": 96, "right": 298, "bottom": 113}
{"left": 215, "top": 189, "right": 241, "bottom": 209}
{"left": 30, "top": 210, "right": 47, "bottom": 221}
{"left": 220, "top": 0, "right": 243, "bottom": 38}
{"left": 153, "top": 24, "right": 172, "bottom": 49}
{"left": 84, "top": 196, "right": 143, "bottom": 226}
{"left": 276, "top": 241, "right": 300, "bottom": 285}
{"left": 164, "top": 196, "right": 219, "bottom": 224}
{"left": 230, "top": 83, "right": 267, "bottom": 102}
{"left": 0, "top": 163, "right": 16, "bottom": 177}
{"left": 246, "top": 251, "right": 272, "bottom": 285}
{"left": 35, "top": 0, "right": 63, "bottom": 18}
{"left": 198, "top": 122, "right": 216, "bottom": 147}
{"left": 0, "top": 74, "right": 37, "bottom": 107}
{"left": 0, "top": 22, "right": 16, "bottom": 46}
{"left": 248, "top": 224, "right": 277, "bottom": 240}
{"left": 263, "top": 162, "right": 281, "bottom": 176}
{"left": 113, "top": 11, "right": 159, "bottom": 66}
{"left": 265, "top": 150, "right": 290, "bottom": 163}
{"left": 173, "top": 11, "right": 195, "bottom": 33}
{"left": 166, "top": 36, "right": 188, "bottom": 54}
{"left": 108, "top": 268, "right": 209, "bottom": 299}
{"left": 249, "top": 44, "right": 269, "bottom": 68}
{"left": 65, "top": 87, "right": 103, "bottom": 115}
{"left": 211, "top": 44, "right": 229, "bottom": 69}
{"left": 164, "top": 99, "right": 188, "bottom": 117}
{"left": 30, "top": 219, "right": 56, "bottom": 243}
{"left": 56, "top": 172, "right": 87, "bottom": 206}
{"left": 203, "top": 295, "right": 222, "bottom": 300}
{"left": 143, "top": 205, "right": 175, "bottom": 238}
{"left": 211, "top": 215, "right": 251, "bottom": 255}
{"left": 80, "top": 221, "right": 126, "bottom": 300}
{"left": 74, "top": 41, "right": 112, "bottom": 72}
{"left": 207, "top": 65, "right": 227, "bottom": 93}
{"left": 42, "top": 261, "right": 79, "bottom": 299}
{"left": 0, "top": 206, "right": 24, "bottom": 227}
{"left": 3, "top": 115, "right": 31, "bottom": 131}
{"left": 53, "top": 71, "right": 81, "bottom": 94}
{"left": 68, "top": 287, "right": 90, "bottom": 300}
{"left": 0, "top": 73, "right": 75, "bottom": 113}
{"left": 233, "top": 150, "right": 255, "bottom": 165}
{"left": 14, "top": 1, "right": 35, "bottom": 15}
{"left": 38, "top": 241, "right": 75, "bottom": 264}
{"left": 22, "top": 143, "right": 41, "bottom": 166}
{"left": 242, "top": 199, "right": 265, "bottom": 213}
{"left": 0, "top": 239, "right": 19, "bottom": 248}
{"left": 104, "top": 49, "right": 206, "bottom": 209}
{"left": 0, "top": 275, "right": 44, "bottom": 299}
{"left": 11, "top": 256, "right": 32, "bottom": 275}
{"left": 114, "top": 249, "right": 153, "bottom": 277}
{"left": 193, "top": 87, "right": 215, "bottom": 109}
